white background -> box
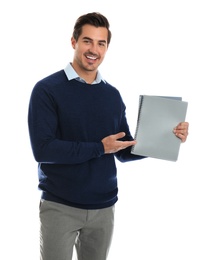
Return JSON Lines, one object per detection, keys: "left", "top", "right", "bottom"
{"left": 1, "top": 0, "right": 202, "bottom": 259}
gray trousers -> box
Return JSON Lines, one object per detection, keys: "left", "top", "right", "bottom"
{"left": 39, "top": 200, "right": 115, "bottom": 260}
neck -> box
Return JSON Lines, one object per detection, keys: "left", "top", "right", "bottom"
{"left": 71, "top": 62, "right": 97, "bottom": 84}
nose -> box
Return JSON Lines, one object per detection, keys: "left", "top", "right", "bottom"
{"left": 88, "top": 42, "right": 98, "bottom": 53}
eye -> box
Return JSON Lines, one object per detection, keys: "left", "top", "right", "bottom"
{"left": 83, "top": 39, "right": 91, "bottom": 44}
{"left": 99, "top": 42, "right": 106, "bottom": 47}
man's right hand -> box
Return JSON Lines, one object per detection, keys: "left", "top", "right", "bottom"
{"left": 101, "top": 132, "right": 137, "bottom": 154}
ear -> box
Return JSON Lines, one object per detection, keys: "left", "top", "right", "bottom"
{"left": 71, "top": 37, "right": 76, "bottom": 49}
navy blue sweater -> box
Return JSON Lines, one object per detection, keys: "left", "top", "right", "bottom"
{"left": 28, "top": 70, "right": 144, "bottom": 209}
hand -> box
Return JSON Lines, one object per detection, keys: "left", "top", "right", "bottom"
{"left": 101, "top": 132, "right": 137, "bottom": 154}
{"left": 173, "top": 122, "right": 189, "bottom": 143}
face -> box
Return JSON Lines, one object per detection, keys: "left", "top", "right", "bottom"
{"left": 71, "top": 24, "right": 109, "bottom": 76}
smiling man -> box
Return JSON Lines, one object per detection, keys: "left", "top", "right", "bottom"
{"left": 28, "top": 12, "right": 189, "bottom": 260}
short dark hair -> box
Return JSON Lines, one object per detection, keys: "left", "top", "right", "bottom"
{"left": 72, "top": 12, "right": 112, "bottom": 45}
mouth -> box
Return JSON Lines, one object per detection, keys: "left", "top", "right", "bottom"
{"left": 85, "top": 54, "right": 99, "bottom": 63}
{"left": 86, "top": 55, "right": 97, "bottom": 60}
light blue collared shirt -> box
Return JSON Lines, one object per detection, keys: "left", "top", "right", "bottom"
{"left": 64, "top": 63, "right": 106, "bottom": 85}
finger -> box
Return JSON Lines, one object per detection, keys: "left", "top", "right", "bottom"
{"left": 175, "top": 128, "right": 189, "bottom": 136}
{"left": 175, "top": 122, "right": 189, "bottom": 130}
{"left": 114, "top": 132, "right": 126, "bottom": 140}
{"left": 115, "top": 140, "right": 137, "bottom": 152}
{"left": 125, "top": 140, "right": 137, "bottom": 147}
{"left": 175, "top": 131, "right": 188, "bottom": 142}
{"left": 177, "top": 134, "right": 187, "bottom": 142}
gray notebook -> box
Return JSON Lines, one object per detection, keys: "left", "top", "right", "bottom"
{"left": 131, "top": 95, "right": 188, "bottom": 161}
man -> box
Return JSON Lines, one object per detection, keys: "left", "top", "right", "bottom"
{"left": 28, "top": 12, "right": 189, "bottom": 260}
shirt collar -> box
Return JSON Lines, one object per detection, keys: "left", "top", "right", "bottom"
{"left": 64, "top": 63, "right": 106, "bottom": 84}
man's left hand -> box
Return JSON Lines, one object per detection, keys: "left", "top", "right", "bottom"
{"left": 173, "top": 122, "right": 189, "bottom": 143}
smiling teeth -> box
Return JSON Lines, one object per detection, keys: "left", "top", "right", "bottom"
{"left": 86, "top": 56, "right": 96, "bottom": 60}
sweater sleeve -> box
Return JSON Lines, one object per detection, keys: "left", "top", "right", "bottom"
{"left": 115, "top": 146, "right": 146, "bottom": 162}
{"left": 28, "top": 83, "right": 104, "bottom": 164}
